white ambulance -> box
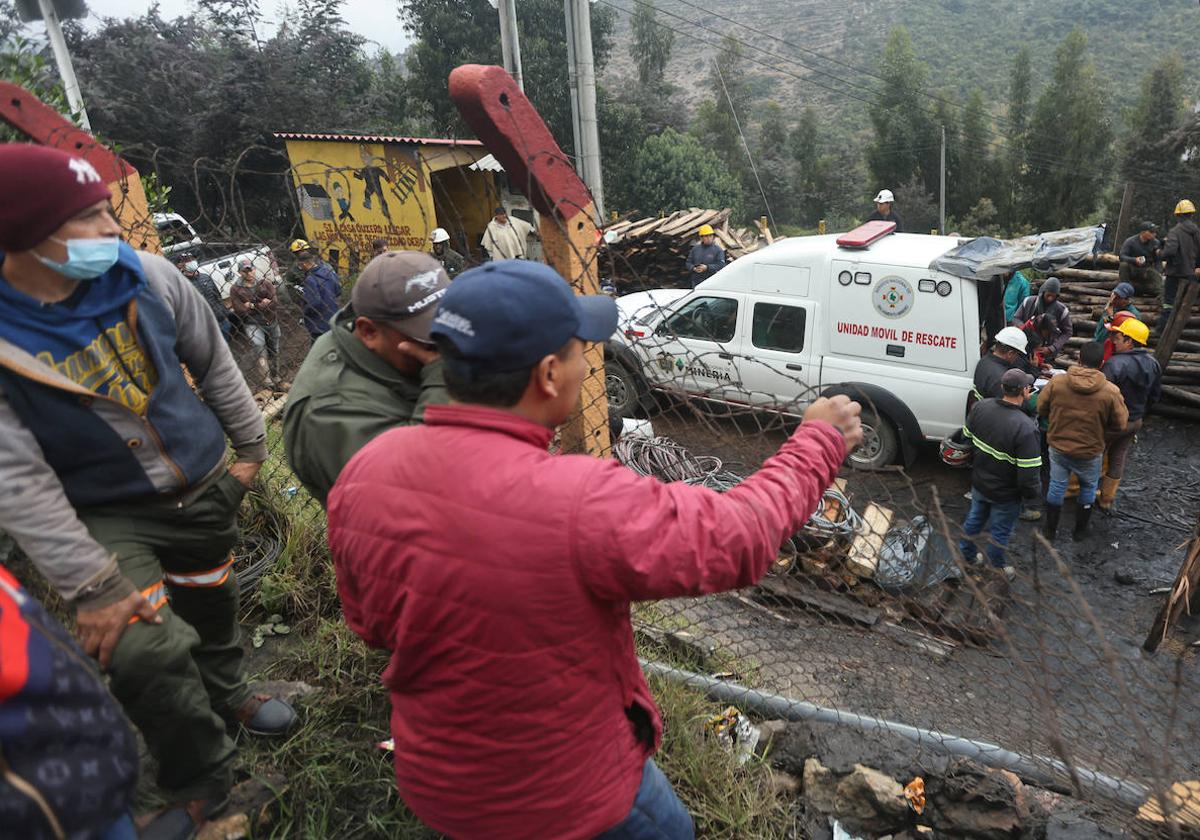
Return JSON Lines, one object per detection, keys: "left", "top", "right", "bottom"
{"left": 605, "top": 225, "right": 983, "bottom": 470}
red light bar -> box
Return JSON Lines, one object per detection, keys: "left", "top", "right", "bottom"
{"left": 837, "top": 220, "right": 897, "bottom": 249}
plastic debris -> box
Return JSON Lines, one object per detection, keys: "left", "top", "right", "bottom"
{"left": 251, "top": 615, "right": 293, "bottom": 648}
{"left": 905, "top": 776, "right": 927, "bottom": 814}
{"left": 830, "top": 819, "right": 865, "bottom": 840}
{"left": 377, "top": 738, "right": 394, "bottom": 752}
{"left": 282, "top": 486, "right": 299, "bottom": 497}
{"left": 704, "top": 706, "right": 760, "bottom": 765}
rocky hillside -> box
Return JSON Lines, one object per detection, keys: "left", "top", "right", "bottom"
{"left": 603, "top": 0, "right": 1200, "bottom": 126}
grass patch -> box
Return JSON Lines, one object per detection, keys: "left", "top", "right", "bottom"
{"left": 239, "top": 609, "right": 795, "bottom": 838}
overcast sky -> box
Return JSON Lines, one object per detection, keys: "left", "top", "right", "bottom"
{"left": 79, "top": 0, "right": 413, "bottom": 53}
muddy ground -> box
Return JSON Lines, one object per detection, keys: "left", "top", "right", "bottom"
{"left": 643, "top": 408, "right": 1200, "bottom": 823}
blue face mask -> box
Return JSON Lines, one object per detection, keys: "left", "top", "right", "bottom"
{"left": 36, "top": 236, "right": 121, "bottom": 280}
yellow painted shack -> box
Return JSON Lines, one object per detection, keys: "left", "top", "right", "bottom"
{"left": 275, "top": 132, "right": 501, "bottom": 274}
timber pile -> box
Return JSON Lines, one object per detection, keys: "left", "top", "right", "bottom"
{"left": 1046, "top": 254, "right": 1200, "bottom": 422}
{"left": 599, "top": 208, "right": 763, "bottom": 291}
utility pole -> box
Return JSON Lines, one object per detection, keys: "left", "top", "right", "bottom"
{"left": 23, "top": 0, "right": 91, "bottom": 130}
{"left": 565, "top": 0, "right": 605, "bottom": 219}
{"left": 939, "top": 124, "right": 946, "bottom": 235}
{"left": 497, "top": 0, "right": 524, "bottom": 92}
{"left": 564, "top": 0, "right": 584, "bottom": 168}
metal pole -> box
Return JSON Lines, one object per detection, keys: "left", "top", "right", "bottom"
{"left": 939, "top": 124, "right": 946, "bottom": 235}
{"left": 497, "top": 0, "right": 524, "bottom": 92}
{"left": 563, "top": 0, "right": 584, "bottom": 174}
{"left": 36, "top": 0, "right": 90, "bottom": 130}
{"left": 571, "top": 0, "right": 605, "bottom": 219}
{"left": 641, "top": 660, "right": 1151, "bottom": 810}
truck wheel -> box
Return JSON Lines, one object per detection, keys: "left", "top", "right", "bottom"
{"left": 849, "top": 409, "right": 899, "bottom": 471}
{"left": 605, "top": 359, "right": 641, "bottom": 419}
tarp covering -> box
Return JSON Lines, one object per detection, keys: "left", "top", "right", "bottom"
{"left": 930, "top": 225, "right": 1104, "bottom": 281}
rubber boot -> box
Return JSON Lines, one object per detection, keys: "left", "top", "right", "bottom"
{"left": 1097, "top": 476, "right": 1120, "bottom": 515}
{"left": 1073, "top": 504, "right": 1094, "bottom": 541}
{"left": 1044, "top": 504, "right": 1062, "bottom": 540}
{"left": 1064, "top": 473, "right": 1080, "bottom": 499}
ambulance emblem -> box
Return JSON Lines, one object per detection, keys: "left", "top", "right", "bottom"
{"left": 873, "top": 276, "right": 914, "bottom": 319}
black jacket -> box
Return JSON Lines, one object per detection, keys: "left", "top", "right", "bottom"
{"left": 1103, "top": 348, "right": 1162, "bottom": 422}
{"left": 972, "top": 353, "right": 1013, "bottom": 401}
{"left": 964, "top": 398, "right": 1042, "bottom": 504}
{"left": 972, "top": 352, "right": 1035, "bottom": 415}
{"left": 866, "top": 209, "right": 903, "bottom": 232}
{"left": 1161, "top": 219, "right": 1200, "bottom": 279}
{"left": 1012, "top": 293, "right": 1072, "bottom": 359}
{"left": 1120, "top": 234, "right": 1160, "bottom": 266}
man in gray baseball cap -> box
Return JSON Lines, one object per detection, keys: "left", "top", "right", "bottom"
{"left": 282, "top": 251, "right": 450, "bottom": 505}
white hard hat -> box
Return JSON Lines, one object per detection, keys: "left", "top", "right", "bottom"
{"left": 873, "top": 189, "right": 895, "bottom": 204}
{"left": 995, "top": 326, "right": 1028, "bottom": 354}
{"left": 431, "top": 228, "right": 450, "bottom": 244}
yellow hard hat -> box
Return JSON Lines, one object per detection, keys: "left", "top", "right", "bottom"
{"left": 289, "top": 238, "right": 312, "bottom": 253}
{"left": 698, "top": 224, "right": 715, "bottom": 237}
{"left": 1175, "top": 199, "right": 1196, "bottom": 215}
{"left": 1113, "top": 318, "right": 1150, "bottom": 345}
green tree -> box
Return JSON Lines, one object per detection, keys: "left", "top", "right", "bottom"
{"left": 954, "top": 89, "right": 993, "bottom": 219}
{"left": 630, "top": 0, "right": 674, "bottom": 87}
{"left": 694, "top": 35, "right": 749, "bottom": 173}
{"left": 398, "top": 0, "right": 615, "bottom": 154}
{"left": 867, "top": 27, "right": 937, "bottom": 192}
{"left": 1024, "top": 29, "right": 1112, "bottom": 229}
{"left": 1119, "top": 54, "right": 1190, "bottom": 231}
{"left": 628, "top": 127, "right": 742, "bottom": 215}
{"left": 997, "top": 45, "right": 1032, "bottom": 231}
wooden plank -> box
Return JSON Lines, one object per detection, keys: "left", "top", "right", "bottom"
{"left": 1157, "top": 282, "right": 1200, "bottom": 372}
{"left": 846, "top": 503, "right": 894, "bottom": 579}
{"left": 1144, "top": 512, "right": 1200, "bottom": 652}
{"left": 755, "top": 575, "right": 882, "bottom": 626}
{"left": 874, "top": 621, "right": 958, "bottom": 659}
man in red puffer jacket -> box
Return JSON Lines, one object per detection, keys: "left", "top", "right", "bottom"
{"left": 327, "top": 260, "right": 862, "bottom": 839}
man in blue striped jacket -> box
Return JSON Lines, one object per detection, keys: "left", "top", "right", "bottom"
{"left": 960, "top": 368, "right": 1043, "bottom": 578}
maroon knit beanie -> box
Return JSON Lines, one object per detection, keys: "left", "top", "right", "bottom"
{"left": 0, "top": 144, "right": 114, "bottom": 253}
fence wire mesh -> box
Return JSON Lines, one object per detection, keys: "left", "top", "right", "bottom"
{"left": 9, "top": 122, "right": 1200, "bottom": 839}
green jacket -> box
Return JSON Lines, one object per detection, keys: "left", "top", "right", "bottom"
{"left": 282, "top": 308, "right": 448, "bottom": 505}
{"left": 1092, "top": 302, "right": 1141, "bottom": 342}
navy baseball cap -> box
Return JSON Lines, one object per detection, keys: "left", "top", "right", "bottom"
{"left": 1113, "top": 281, "right": 1135, "bottom": 300}
{"left": 430, "top": 259, "right": 618, "bottom": 380}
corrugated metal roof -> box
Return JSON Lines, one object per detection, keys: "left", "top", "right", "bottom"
{"left": 469, "top": 153, "right": 505, "bottom": 173}
{"left": 273, "top": 132, "right": 483, "bottom": 146}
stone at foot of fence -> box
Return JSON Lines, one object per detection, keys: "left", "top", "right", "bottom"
{"left": 835, "top": 764, "right": 911, "bottom": 836}
{"left": 926, "top": 758, "right": 1037, "bottom": 840}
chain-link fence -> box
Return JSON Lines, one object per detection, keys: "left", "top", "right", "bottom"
{"left": 9, "top": 94, "right": 1200, "bottom": 838}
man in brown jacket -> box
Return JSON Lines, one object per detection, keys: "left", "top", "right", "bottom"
{"left": 229, "top": 258, "right": 281, "bottom": 388}
{"left": 1037, "top": 341, "right": 1128, "bottom": 541}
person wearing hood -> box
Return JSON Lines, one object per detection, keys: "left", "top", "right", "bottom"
{"left": 1011, "top": 277, "right": 1072, "bottom": 363}
{"left": 0, "top": 144, "right": 296, "bottom": 833}
{"left": 1037, "top": 341, "right": 1128, "bottom": 541}
{"left": 176, "top": 253, "right": 232, "bottom": 341}
{"left": 1158, "top": 199, "right": 1200, "bottom": 332}
{"left": 282, "top": 251, "right": 449, "bottom": 506}
{"left": 295, "top": 248, "right": 342, "bottom": 339}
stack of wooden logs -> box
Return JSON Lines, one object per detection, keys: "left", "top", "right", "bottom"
{"left": 1049, "top": 253, "right": 1200, "bottom": 422}
{"left": 599, "top": 208, "right": 762, "bottom": 291}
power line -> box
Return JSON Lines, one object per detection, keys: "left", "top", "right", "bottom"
{"left": 712, "top": 55, "right": 777, "bottom": 231}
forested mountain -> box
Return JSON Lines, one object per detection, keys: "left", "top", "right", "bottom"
{"left": 603, "top": 0, "right": 1200, "bottom": 122}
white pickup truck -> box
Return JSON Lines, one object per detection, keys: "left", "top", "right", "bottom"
{"left": 154, "top": 212, "right": 282, "bottom": 298}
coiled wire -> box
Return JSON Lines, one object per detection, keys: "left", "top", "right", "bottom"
{"left": 614, "top": 436, "right": 861, "bottom": 536}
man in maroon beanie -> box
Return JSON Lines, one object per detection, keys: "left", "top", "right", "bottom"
{"left": 0, "top": 144, "right": 298, "bottom": 831}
